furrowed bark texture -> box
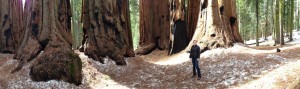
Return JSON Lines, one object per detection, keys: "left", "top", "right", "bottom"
{"left": 187, "top": 0, "right": 243, "bottom": 52}
{"left": 136, "top": 0, "right": 170, "bottom": 55}
{"left": 81, "top": 0, "right": 135, "bottom": 65}
{"left": 0, "top": 0, "right": 24, "bottom": 53}
{"left": 169, "top": 0, "right": 189, "bottom": 54}
{"left": 13, "top": 0, "right": 82, "bottom": 85}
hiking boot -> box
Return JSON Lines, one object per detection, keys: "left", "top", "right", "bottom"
{"left": 197, "top": 77, "right": 201, "bottom": 80}
{"left": 191, "top": 75, "right": 196, "bottom": 78}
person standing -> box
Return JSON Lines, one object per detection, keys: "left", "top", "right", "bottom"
{"left": 189, "top": 40, "right": 201, "bottom": 80}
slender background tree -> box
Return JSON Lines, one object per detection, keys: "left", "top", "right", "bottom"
{"left": 256, "top": 0, "right": 259, "bottom": 46}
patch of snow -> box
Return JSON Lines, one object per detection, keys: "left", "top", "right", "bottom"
{"left": 235, "top": 60, "right": 300, "bottom": 89}
{"left": 2, "top": 38, "right": 300, "bottom": 89}
{"left": 246, "top": 30, "right": 300, "bottom": 46}
{"left": 0, "top": 60, "right": 18, "bottom": 70}
{"left": 246, "top": 37, "right": 269, "bottom": 45}
{"left": 154, "top": 52, "right": 190, "bottom": 65}
{"left": 265, "top": 54, "right": 287, "bottom": 62}
{"left": 224, "top": 79, "right": 236, "bottom": 86}
{"left": 78, "top": 52, "right": 129, "bottom": 89}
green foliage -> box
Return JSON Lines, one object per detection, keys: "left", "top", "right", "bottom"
{"left": 70, "top": 0, "right": 83, "bottom": 49}
{"left": 237, "top": 0, "right": 267, "bottom": 41}
{"left": 237, "top": 0, "right": 300, "bottom": 42}
{"left": 129, "top": 0, "right": 140, "bottom": 50}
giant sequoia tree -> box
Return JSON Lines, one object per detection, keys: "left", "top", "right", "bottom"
{"left": 169, "top": 0, "right": 189, "bottom": 54}
{"left": 0, "top": 0, "right": 24, "bottom": 53}
{"left": 187, "top": 0, "right": 243, "bottom": 51}
{"left": 137, "top": 0, "right": 243, "bottom": 54}
{"left": 135, "top": 0, "right": 170, "bottom": 55}
{"left": 170, "top": 0, "right": 185, "bottom": 24}
{"left": 13, "top": 0, "right": 82, "bottom": 85}
{"left": 187, "top": 0, "right": 201, "bottom": 40}
{"left": 81, "top": 0, "right": 134, "bottom": 65}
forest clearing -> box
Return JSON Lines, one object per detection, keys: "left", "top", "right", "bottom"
{"left": 0, "top": 32, "right": 300, "bottom": 89}
{"left": 1, "top": 0, "right": 300, "bottom": 89}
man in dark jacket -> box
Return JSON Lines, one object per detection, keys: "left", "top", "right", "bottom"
{"left": 189, "top": 40, "right": 201, "bottom": 80}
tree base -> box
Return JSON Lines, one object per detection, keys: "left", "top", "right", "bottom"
{"left": 30, "top": 48, "right": 82, "bottom": 86}
{"left": 135, "top": 43, "right": 156, "bottom": 55}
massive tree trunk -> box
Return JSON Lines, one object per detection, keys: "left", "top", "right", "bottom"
{"left": 0, "top": 0, "right": 24, "bottom": 53}
{"left": 187, "top": 0, "right": 243, "bottom": 52}
{"left": 170, "top": 0, "right": 185, "bottom": 23}
{"left": 121, "top": 0, "right": 135, "bottom": 56}
{"left": 169, "top": 0, "right": 189, "bottom": 54}
{"left": 81, "top": 0, "right": 134, "bottom": 65}
{"left": 13, "top": 0, "right": 82, "bottom": 85}
{"left": 187, "top": 0, "right": 201, "bottom": 40}
{"left": 135, "top": 0, "right": 170, "bottom": 55}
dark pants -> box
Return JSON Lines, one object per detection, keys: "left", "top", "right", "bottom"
{"left": 192, "top": 57, "right": 201, "bottom": 78}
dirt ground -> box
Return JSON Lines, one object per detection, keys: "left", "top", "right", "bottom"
{"left": 0, "top": 43, "right": 300, "bottom": 89}
{"left": 102, "top": 44, "right": 300, "bottom": 89}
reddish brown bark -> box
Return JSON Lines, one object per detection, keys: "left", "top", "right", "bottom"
{"left": 121, "top": 0, "right": 135, "bottom": 57}
{"left": 136, "top": 0, "right": 170, "bottom": 55}
{"left": 187, "top": 0, "right": 201, "bottom": 40}
{"left": 81, "top": 0, "right": 134, "bottom": 65}
{"left": 169, "top": 0, "right": 189, "bottom": 54}
{"left": 0, "top": 0, "right": 24, "bottom": 53}
{"left": 13, "top": 0, "right": 82, "bottom": 85}
{"left": 187, "top": 0, "right": 243, "bottom": 52}
{"left": 170, "top": 0, "right": 185, "bottom": 22}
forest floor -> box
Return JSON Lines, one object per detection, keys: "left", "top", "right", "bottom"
{"left": 1, "top": 33, "right": 300, "bottom": 89}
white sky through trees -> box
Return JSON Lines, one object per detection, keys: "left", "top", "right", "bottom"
{"left": 22, "top": 0, "right": 25, "bottom": 8}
